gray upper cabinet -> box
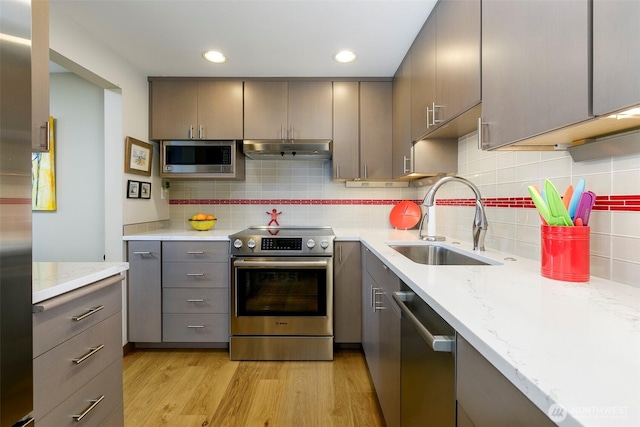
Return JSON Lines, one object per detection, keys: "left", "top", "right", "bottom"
{"left": 480, "top": 0, "right": 590, "bottom": 149}
{"left": 410, "top": 14, "right": 436, "bottom": 142}
{"left": 244, "top": 80, "right": 332, "bottom": 140}
{"left": 360, "top": 81, "right": 393, "bottom": 179}
{"left": 392, "top": 55, "right": 413, "bottom": 178}
{"left": 332, "top": 81, "right": 360, "bottom": 180}
{"left": 435, "top": 0, "right": 480, "bottom": 124}
{"left": 149, "top": 79, "right": 243, "bottom": 141}
{"left": 592, "top": 0, "right": 640, "bottom": 116}
{"left": 410, "top": 0, "right": 480, "bottom": 142}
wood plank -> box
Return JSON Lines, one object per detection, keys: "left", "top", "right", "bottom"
{"left": 123, "top": 348, "right": 384, "bottom": 427}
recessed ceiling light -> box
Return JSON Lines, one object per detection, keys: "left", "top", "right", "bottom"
{"left": 202, "top": 50, "right": 227, "bottom": 64}
{"left": 334, "top": 50, "right": 357, "bottom": 63}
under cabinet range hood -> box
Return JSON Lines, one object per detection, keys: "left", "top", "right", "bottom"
{"left": 242, "top": 140, "right": 332, "bottom": 160}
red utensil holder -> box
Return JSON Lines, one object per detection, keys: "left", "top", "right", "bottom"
{"left": 541, "top": 225, "right": 590, "bottom": 282}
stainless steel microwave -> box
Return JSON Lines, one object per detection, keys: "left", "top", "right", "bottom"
{"left": 160, "top": 140, "right": 245, "bottom": 179}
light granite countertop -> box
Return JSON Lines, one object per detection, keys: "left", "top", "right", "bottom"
{"left": 33, "top": 262, "right": 129, "bottom": 304}
{"left": 122, "top": 227, "right": 640, "bottom": 426}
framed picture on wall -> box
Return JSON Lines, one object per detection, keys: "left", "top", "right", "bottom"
{"left": 140, "top": 182, "right": 151, "bottom": 199}
{"left": 124, "top": 136, "right": 153, "bottom": 176}
{"left": 127, "top": 180, "right": 140, "bottom": 198}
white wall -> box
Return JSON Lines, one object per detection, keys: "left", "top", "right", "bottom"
{"left": 33, "top": 73, "right": 105, "bottom": 261}
{"left": 49, "top": 5, "right": 169, "bottom": 246}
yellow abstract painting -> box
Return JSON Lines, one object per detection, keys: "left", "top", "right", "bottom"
{"left": 32, "top": 116, "right": 57, "bottom": 211}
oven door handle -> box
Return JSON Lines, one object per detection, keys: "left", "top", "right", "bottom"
{"left": 233, "top": 259, "right": 329, "bottom": 268}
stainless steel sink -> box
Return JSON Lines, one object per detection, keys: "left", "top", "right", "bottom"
{"left": 389, "top": 244, "right": 498, "bottom": 266}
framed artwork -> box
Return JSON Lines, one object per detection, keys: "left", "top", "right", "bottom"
{"left": 125, "top": 136, "right": 153, "bottom": 176}
{"left": 140, "top": 182, "right": 151, "bottom": 199}
{"left": 32, "top": 116, "right": 57, "bottom": 211}
{"left": 127, "top": 180, "right": 140, "bottom": 198}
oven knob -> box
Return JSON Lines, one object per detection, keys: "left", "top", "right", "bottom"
{"left": 306, "top": 239, "right": 316, "bottom": 249}
{"left": 320, "top": 239, "right": 329, "bottom": 249}
{"left": 233, "top": 239, "right": 243, "bottom": 249}
{"left": 247, "top": 239, "right": 256, "bottom": 249}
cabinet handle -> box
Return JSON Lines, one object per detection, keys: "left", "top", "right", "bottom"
{"left": 187, "top": 325, "right": 205, "bottom": 328}
{"left": 37, "top": 120, "right": 50, "bottom": 151}
{"left": 187, "top": 299, "right": 205, "bottom": 302}
{"left": 186, "top": 273, "right": 205, "bottom": 277}
{"left": 426, "top": 106, "right": 431, "bottom": 129}
{"left": 281, "top": 125, "right": 285, "bottom": 141}
{"left": 432, "top": 102, "right": 443, "bottom": 126}
{"left": 363, "top": 164, "right": 368, "bottom": 179}
{"left": 133, "top": 251, "right": 151, "bottom": 255}
{"left": 71, "top": 305, "right": 104, "bottom": 321}
{"left": 72, "top": 395, "right": 105, "bottom": 421}
{"left": 186, "top": 251, "right": 205, "bottom": 255}
{"left": 403, "top": 155, "right": 411, "bottom": 174}
{"left": 199, "top": 125, "right": 204, "bottom": 140}
{"left": 335, "top": 164, "right": 340, "bottom": 179}
{"left": 338, "top": 245, "right": 343, "bottom": 263}
{"left": 72, "top": 344, "right": 104, "bottom": 365}
{"left": 478, "top": 117, "right": 488, "bottom": 150}
{"left": 189, "top": 125, "right": 194, "bottom": 139}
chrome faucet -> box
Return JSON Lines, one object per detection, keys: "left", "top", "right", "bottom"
{"left": 419, "top": 176, "right": 488, "bottom": 251}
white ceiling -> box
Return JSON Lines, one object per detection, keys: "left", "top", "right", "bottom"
{"left": 50, "top": 0, "right": 437, "bottom": 78}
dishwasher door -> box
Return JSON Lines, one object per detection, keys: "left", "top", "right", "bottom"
{"left": 393, "top": 288, "right": 456, "bottom": 427}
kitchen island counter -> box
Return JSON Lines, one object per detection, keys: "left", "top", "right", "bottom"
{"left": 33, "top": 262, "right": 129, "bottom": 304}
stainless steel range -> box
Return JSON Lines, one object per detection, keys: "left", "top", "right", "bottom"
{"left": 229, "top": 226, "right": 335, "bottom": 361}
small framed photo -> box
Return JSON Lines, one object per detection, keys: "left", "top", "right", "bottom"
{"left": 125, "top": 136, "right": 153, "bottom": 176}
{"left": 127, "top": 180, "right": 140, "bottom": 198}
{"left": 140, "top": 182, "right": 151, "bottom": 199}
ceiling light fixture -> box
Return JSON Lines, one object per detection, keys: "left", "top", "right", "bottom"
{"left": 202, "top": 50, "right": 227, "bottom": 64}
{"left": 334, "top": 50, "right": 357, "bottom": 63}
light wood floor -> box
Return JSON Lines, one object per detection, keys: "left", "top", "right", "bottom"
{"left": 122, "top": 348, "right": 385, "bottom": 427}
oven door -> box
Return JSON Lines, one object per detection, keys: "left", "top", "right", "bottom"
{"left": 231, "top": 257, "right": 333, "bottom": 336}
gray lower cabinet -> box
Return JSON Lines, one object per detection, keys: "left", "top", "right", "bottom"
{"left": 32, "top": 275, "right": 125, "bottom": 427}
{"left": 127, "top": 240, "right": 162, "bottom": 342}
{"left": 592, "top": 0, "right": 640, "bottom": 116}
{"left": 161, "top": 241, "right": 230, "bottom": 343}
{"left": 333, "top": 241, "right": 361, "bottom": 343}
{"left": 127, "top": 240, "right": 230, "bottom": 345}
{"left": 361, "top": 246, "right": 401, "bottom": 427}
{"left": 456, "top": 334, "right": 554, "bottom": 426}
{"left": 481, "top": 0, "right": 590, "bottom": 149}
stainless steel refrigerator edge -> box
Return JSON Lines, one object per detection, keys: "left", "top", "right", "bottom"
{"left": 0, "top": 0, "right": 35, "bottom": 425}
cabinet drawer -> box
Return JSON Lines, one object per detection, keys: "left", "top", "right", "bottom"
{"left": 162, "top": 241, "right": 229, "bottom": 262}
{"left": 34, "top": 313, "right": 122, "bottom": 419}
{"left": 163, "top": 313, "right": 228, "bottom": 342}
{"left": 364, "top": 247, "right": 400, "bottom": 293}
{"left": 33, "top": 278, "right": 123, "bottom": 357}
{"left": 163, "top": 288, "right": 229, "bottom": 314}
{"left": 162, "top": 262, "right": 229, "bottom": 288}
{"left": 36, "top": 359, "right": 122, "bottom": 427}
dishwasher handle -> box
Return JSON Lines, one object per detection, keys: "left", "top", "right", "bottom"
{"left": 393, "top": 291, "right": 455, "bottom": 353}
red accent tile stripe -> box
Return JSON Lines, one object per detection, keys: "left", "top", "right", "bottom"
{"left": 170, "top": 195, "right": 640, "bottom": 212}
{"left": 0, "top": 198, "right": 31, "bottom": 204}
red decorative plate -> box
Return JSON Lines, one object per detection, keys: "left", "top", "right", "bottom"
{"left": 389, "top": 201, "right": 422, "bottom": 230}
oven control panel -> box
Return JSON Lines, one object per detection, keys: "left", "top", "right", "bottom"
{"left": 262, "top": 238, "right": 302, "bottom": 251}
{"left": 230, "top": 229, "right": 334, "bottom": 256}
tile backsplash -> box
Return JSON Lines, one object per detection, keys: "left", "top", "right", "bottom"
{"left": 166, "top": 132, "right": 639, "bottom": 287}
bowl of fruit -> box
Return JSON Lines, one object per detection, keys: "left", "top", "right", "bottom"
{"left": 188, "top": 213, "right": 217, "bottom": 231}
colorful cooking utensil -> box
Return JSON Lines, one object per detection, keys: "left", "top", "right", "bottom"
{"left": 545, "top": 179, "right": 573, "bottom": 226}
{"left": 562, "top": 185, "right": 573, "bottom": 210}
{"left": 528, "top": 185, "right": 552, "bottom": 225}
{"left": 573, "top": 190, "right": 596, "bottom": 226}
{"left": 568, "top": 178, "right": 585, "bottom": 220}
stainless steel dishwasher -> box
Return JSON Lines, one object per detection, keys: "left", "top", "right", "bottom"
{"left": 393, "top": 284, "right": 456, "bottom": 427}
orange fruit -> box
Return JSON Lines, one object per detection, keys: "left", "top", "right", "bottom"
{"left": 205, "top": 215, "right": 215, "bottom": 220}
{"left": 195, "top": 213, "right": 207, "bottom": 220}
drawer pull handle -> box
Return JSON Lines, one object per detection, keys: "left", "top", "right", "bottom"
{"left": 72, "top": 344, "right": 104, "bottom": 365}
{"left": 186, "top": 273, "right": 205, "bottom": 277}
{"left": 187, "top": 299, "right": 205, "bottom": 302}
{"left": 72, "top": 395, "right": 105, "bottom": 421}
{"left": 187, "top": 325, "right": 205, "bottom": 328}
{"left": 186, "top": 251, "right": 205, "bottom": 255}
{"left": 133, "top": 251, "right": 151, "bottom": 255}
{"left": 71, "top": 306, "right": 104, "bottom": 321}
